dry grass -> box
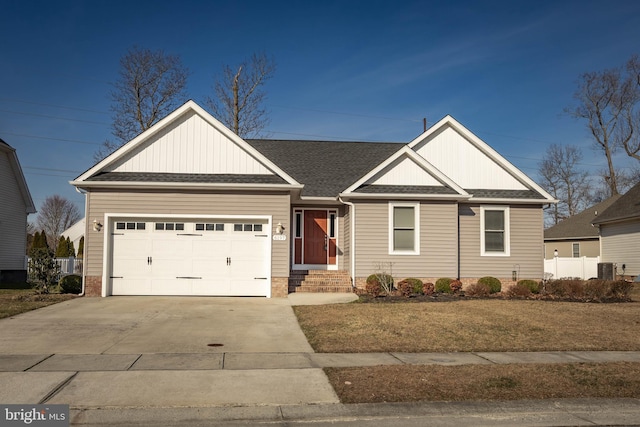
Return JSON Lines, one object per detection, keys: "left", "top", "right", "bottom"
{"left": 293, "top": 296, "right": 640, "bottom": 353}
{"left": 326, "top": 363, "right": 640, "bottom": 403}
{"left": 0, "top": 289, "right": 76, "bottom": 319}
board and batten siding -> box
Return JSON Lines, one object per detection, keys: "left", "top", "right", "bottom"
{"left": 459, "top": 204, "right": 544, "bottom": 279}
{"left": 353, "top": 200, "right": 458, "bottom": 278}
{"left": 599, "top": 219, "right": 640, "bottom": 276}
{"left": 0, "top": 151, "right": 28, "bottom": 270}
{"left": 107, "top": 111, "right": 273, "bottom": 175}
{"left": 85, "top": 190, "right": 290, "bottom": 278}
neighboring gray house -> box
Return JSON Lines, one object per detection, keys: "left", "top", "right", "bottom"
{"left": 543, "top": 196, "right": 621, "bottom": 259}
{"left": 0, "top": 138, "right": 36, "bottom": 283}
{"left": 70, "top": 101, "right": 555, "bottom": 297}
{"left": 592, "top": 182, "right": 640, "bottom": 278}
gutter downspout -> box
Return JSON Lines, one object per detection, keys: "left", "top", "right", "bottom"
{"left": 75, "top": 187, "right": 88, "bottom": 297}
{"left": 338, "top": 197, "right": 356, "bottom": 288}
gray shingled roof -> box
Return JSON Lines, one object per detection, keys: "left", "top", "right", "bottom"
{"left": 544, "top": 195, "right": 622, "bottom": 239}
{"left": 354, "top": 185, "right": 459, "bottom": 194}
{"left": 468, "top": 189, "right": 547, "bottom": 199}
{"left": 86, "top": 172, "right": 287, "bottom": 184}
{"left": 246, "top": 139, "right": 403, "bottom": 197}
{"left": 592, "top": 182, "right": 640, "bottom": 225}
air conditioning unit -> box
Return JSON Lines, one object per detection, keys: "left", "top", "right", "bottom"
{"left": 597, "top": 263, "right": 614, "bottom": 280}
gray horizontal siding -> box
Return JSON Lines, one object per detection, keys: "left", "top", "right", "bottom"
{"left": 353, "top": 200, "right": 458, "bottom": 279}
{"left": 459, "top": 204, "right": 544, "bottom": 279}
{"left": 0, "top": 152, "right": 28, "bottom": 270}
{"left": 600, "top": 219, "right": 640, "bottom": 276}
{"left": 86, "top": 190, "right": 290, "bottom": 277}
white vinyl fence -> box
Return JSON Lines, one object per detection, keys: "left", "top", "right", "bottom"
{"left": 544, "top": 256, "right": 599, "bottom": 280}
{"left": 26, "top": 256, "right": 83, "bottom": 279}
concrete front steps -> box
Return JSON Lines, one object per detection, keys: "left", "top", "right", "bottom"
{"left": 288, "top": 270, "right": 353, "bottom": 293}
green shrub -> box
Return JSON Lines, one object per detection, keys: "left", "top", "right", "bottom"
{"left": 450, "top": 279, "right": 463, "bottom": 294}
{"left": 423, "top": 282, "right": 435, "bottom": 295}
{"left": 435, "top": 278, "right": 452, "bottom": 293}
{"left": 465, "top": 282, "right": 491, "bottom": 297}
{"left": 478, "top": 276, "right": 501, "bottom": 294}
{"left": 517, "top": 279, "right": 540, "bottom": 294}
{"left": 404, "top": 278, "right": 423, "bottom": 294}
{"left": 59, "top": 275, "right": 82, "bottom": 294}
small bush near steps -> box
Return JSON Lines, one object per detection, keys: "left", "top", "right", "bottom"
{"left": 366, "top": 273, "right": 395, "bottom": 297}
{"left": 465, "top": 282, "right": 491, "bottom": 297}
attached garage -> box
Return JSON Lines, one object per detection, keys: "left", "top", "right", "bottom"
{"left": 107, "top": 217, "right": 271, "bottom": 297}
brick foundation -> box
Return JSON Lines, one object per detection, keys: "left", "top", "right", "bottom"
{"left": 84, "top": 276, "right": 102, "bottom": 297}
{"left": 271, "top": 277, "right": 289, "bottom": 298}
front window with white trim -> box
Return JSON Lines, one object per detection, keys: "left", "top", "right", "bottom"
{"left": 480, "top": 206, "right": 510, "bottom": 256}
{"left": 389, "top": 202, "right": 419, "bottom": 255}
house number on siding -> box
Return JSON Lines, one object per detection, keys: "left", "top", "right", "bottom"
{"left": 273, "top": 235, "right": 287, "bottom": 241}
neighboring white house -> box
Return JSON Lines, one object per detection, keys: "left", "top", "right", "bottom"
{"left": 592, "top": 182, "right": 640, "bottom": 279}
{"left": 0, "top": 138, "right": 36, "bottom": 283}
{"left": 61, "top": 218, "right": 85, "bottom": 255}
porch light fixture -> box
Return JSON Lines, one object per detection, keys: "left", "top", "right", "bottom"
{"left": 93, "top": 219, "right": 103, "bottom": 232}
{"left": 276, "top": 222, "right": 285, "bottom": 235}
{"left": 554, "top": 249, "right": 558, "bottom": 257}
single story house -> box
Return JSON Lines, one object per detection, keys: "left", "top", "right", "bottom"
{"left": 543, "top": 195, "right": 621, "bottom": 259}
{"left": 592, "top": 182, "right": 640, "bottom": 278}
{"left": 0, "top": 138, "right": 36, "bottom": 283}
{"left": 71, "top": 100, "right": 556, "bottom": 297}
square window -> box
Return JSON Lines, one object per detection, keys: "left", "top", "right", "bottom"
{"left": 253, "top": 224, "right": 262, "bottom": 232}
{"left": 166, "top": 223, "right": 174, "bottom": 231}
{"left": 215, "top": 223, "right": 224, "bottom": 231}
{"left": 116, "top": 222, "right": 125, "bottom": 230}
{"left": 234, "top": 224, "right": 243, "bottom": 232}
{"left": 155, "top": 223, "right": 164, "bottom": 230}
{"left": 195, "top": 224, "right": 204, "bottom": 231}
{"left": 206, "top": 224, "right": 215, "bottom": 231}
{"left": 136, "top": 222, "right": 146, "bottom": 230}
{"left": 176, "top": 223, "right": 184, "bottom": 231}
{"left": 244, "top": 224, "right": 253, "bottom": 231}
{"left": 126, "top": 222, "right": 135, "bottom": 230}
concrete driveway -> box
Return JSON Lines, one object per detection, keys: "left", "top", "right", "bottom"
{"left": 0, "top": 296, "right": 313, "bottom": 354}
{"left": 0, "top": 296, "right": 340, "bottom": 411}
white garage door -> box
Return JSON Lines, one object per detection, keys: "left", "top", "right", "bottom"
{"left": 110, "top": 219, "right": 270, "bottom": 296}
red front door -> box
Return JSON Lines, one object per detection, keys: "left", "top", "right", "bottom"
{"left": 304, "top": 210, "right": 327, "bottom": 264}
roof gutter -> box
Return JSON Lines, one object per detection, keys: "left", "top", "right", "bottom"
{"left": 338, "top": 193, "right": 470, "bottom": 201}
{"left": 70, "top": 181, "right": 304, "bottom": 192}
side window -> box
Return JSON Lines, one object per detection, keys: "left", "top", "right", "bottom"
{"left": 572, "top": 243, "right": 580, "bottom": 258}
{"left": 388, "top": 203, "right": 419, "bottom": 255}
{"left": 481, "top": 206, "right": 510, "bottom": 256}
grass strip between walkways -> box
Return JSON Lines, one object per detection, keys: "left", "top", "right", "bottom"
{"left": 325, "top": 362, "right": 640, "bottom": 403}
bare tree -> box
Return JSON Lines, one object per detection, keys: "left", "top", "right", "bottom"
{"left": 36, "top": 195, "right": 82, "bottom": 252}
{"left": 538, "top": 144, "right": 590, "bottom": 226}
{"left": 94, "top": 46, "right": 189, "bottom": 162}
{"left": 567, "top": 56, "right": 640, "bottom": 196}
{"left": 207, "top": 52, "right": 276, "bottom": 137}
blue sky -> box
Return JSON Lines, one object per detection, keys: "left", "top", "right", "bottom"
{"left": 2, "top": 0, "right": 640, "bottom": 218}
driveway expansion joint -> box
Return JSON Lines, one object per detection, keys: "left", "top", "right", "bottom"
{"left": 39, "top": 371, "right": 78, "bottom": 404}
{"left": 24, "top": 353, "right": 55, "bottom": 371}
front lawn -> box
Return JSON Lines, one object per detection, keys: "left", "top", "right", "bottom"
{"left": 293, "top": 288, "right": 640, "bottom": 403}
{"left": 0, "top": 289, "right": 76, "bottom": 319}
